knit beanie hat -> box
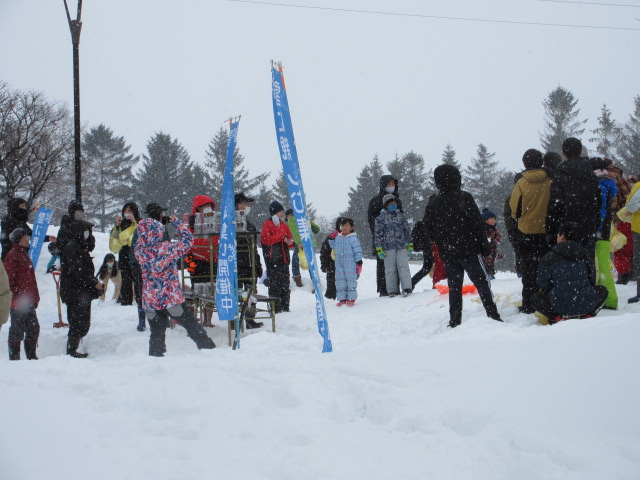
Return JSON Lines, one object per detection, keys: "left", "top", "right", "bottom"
{"left": 481, "top": 208, "right": 496, "bottom": 221}
{"left": 10, "top": 227, "right": 29, "bottom": 244}
{"left": 68, "top": 199, "right": 84, "bottom": 216}
{"left": 285, "top": 208, "right": 293, "bottom": 217}
{"left": 269, "top": 200, "right": 285, "bottom": 216}
{"left": 382, "top": 194, "right": 396, "bottom": 207}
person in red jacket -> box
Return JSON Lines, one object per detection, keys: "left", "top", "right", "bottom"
{"left": 3, "top": 228, "right": 40, "bottom": 360}
{"left": 261, "top": 201, "right": 294, "bottom": 313}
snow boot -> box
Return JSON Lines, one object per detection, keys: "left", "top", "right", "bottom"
{"left": 293, "top": 275, "right": 303, "bottom": 287}
{"left": 245, "top": 318, "right": 263, "bottom": 329}
{"left": 346, "top": 300, "right": 356, "bottom": 307}
{"left": 8, "top": 342, "right": 20, "bottom": 360}
{"left": 616, "top": 273, "right": 631, "bottom": 285}
{"left": 448, "top": 314, "right": 462, "bottom": 328}
{"left": 336, "top": 300, "right": 346, "bottom": 307}
{"left": 67, "top": 337, "right": 88, "bottom": 359}
{"left": 137, "top": 307, "right": 146, "bottom": 332}
{"left": 24, "top": 341, "right": 38, "bottom": 360}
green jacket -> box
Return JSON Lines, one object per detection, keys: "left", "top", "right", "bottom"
{"left": 287, "top": 216, "right": 320, "bottom": 248}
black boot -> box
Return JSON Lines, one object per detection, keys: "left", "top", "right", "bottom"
{"left": 8, "top": 342, "right": 20, "bottom": 360}
{"left": 137, "top": 309, "right": 146, "bottom": 332}
{"left": 245, "top": 317, "right": 263, "bottom": 329}
{"left": 67, "top": 337, "right": 88, "bottom": 358}
{"left": 24, "top": 341, "right": 38, "bottom": 360}
{"left": 616, "top": 272, "right": 631, "bottom": 285}
{"left": 448, "top": 314, "right": 462, "bottom": 328}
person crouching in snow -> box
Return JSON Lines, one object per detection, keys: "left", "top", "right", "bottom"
{"left": 532, "top": 222, "right": 608, "bottom": 323}
{"left": 4, "top": 228, "right": 40, "bottom": 360}
{"left": 374, "top": 194, "right": 413, "bottom": 297}
{"left": 481, "top": 208, "right": 502, "bottom": 281}
{"left": 135, "top": 214, "right": 215, "bottom": 357}
{"left": 329, "top": 218, "right": 363, "bottom": 306}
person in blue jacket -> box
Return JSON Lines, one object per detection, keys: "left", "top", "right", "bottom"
{"left": 329, "top": 218, "right": 363, "bottom": 306}
{"left": 532, "top": 222, "right": 608, "bottom": 323}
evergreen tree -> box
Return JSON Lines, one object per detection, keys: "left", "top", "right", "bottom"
{"left": 203, "top": 126, "right": 268, "bottom": 204}
{"left": 251, "top": 182, "right": 274, "bottom": 225}
{"left": 342, "top": 155, "right": 385, "bottom": 257}
{"left": 618, "top": 95, "right": 640, "bottom": 176}
{"left": 441, "top": 144, "right": 461, "bottom": 169}
{"left": 82, "top": 124, "right": 138, "bottom": 232}
{"left": 134, "top": 132, "right": 194, "bottom": 215}
{"left": 463, "top": 143, "right": 503, "bottom": 212}
{"left": 589, "top": 104, "right": 621, "bottom": 160}
{"left": 387, "top": 151, "right": 431, "bottom": 222}
{"left": 540, "top": 86, "right": 587, "bottom": 154}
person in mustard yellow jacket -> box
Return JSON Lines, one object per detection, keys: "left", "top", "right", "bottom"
{"left": 619, "top": 180, "right": 640, "bottom": 303}
{"left": 0, "top": 257, "right": 12, "bottom": 330}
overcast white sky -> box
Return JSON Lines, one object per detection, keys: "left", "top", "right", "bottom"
{"left": 1, "top": 0, "right": 639, "bottom": 217}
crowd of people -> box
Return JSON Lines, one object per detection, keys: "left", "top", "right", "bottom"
{"left": 1, "top": 135, "right": 639, "bottom": 358}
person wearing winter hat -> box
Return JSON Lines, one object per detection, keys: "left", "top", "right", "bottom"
{"left": 510, "top": 148, "right": 552, "bottom": 314}
{"left": 330, "top": 218, "right": 363, "bottom": 306}
{"left": 546, "top": 138, "right": 601, "bottom": 268}
{"left": 4, "top": 228, "right": 40, "bottom": 360}
{"left": 0, "top": 198, "right": 56, "bottom": 260}
{"left": 374, "top": 194, "right": 413, "bottom": 297}
{"left": 367, "top": 175, "right": 404, "bottom": 296}
{"left": 134, "top": 214, "right": 216, "bottom": 356}
{"left": 480, "top": 208, "right": 501, "bottom": 281}
{"left": 261, "top": 200, "right": 294, "bottom": 313}
{"left": 60, "top": 220, "right": 103, "bottom": 358}
{"left": 423, "top": 165, "right": 501, "bottom": 327}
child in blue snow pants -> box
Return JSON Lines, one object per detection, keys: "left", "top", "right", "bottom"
{"left": 329, "top": 218, "right": 363, "bottom": 306}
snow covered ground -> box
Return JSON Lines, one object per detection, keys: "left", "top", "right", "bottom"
{"left": 1, "top": 229, "right": 640, "bottom": 480}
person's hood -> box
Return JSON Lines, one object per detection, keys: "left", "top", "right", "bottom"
{"left": 378, "top": 174, "right": 399, "bottom": 196}
{"left": 599, "top": 176, "right": 617, "bottom": 193}
{"left": 607, "top": 164, "right": 624, "bottom": 177}
{"left": 192, "top": 195, "right": 215, "bottom": 215}
{"left": 552, "top": 240, "right": 587, "bottom": 262}
{"left": 7, "top": 198, "right": 28, "bottom": 220}
{"left": 556, "top": 157, "right": 597, "bottom": 180}
{"left": 434, "top": 164, "right": 462, "bottom": 193}
{"left": 136, "top": 218, "right": 165, "bottom": 248}
{"left": 521, "top": 169, "right": 550, "bottom": 183}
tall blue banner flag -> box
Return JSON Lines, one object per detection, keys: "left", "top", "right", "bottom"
{"left": 216, "top": 119, "right": 240, "bottom": 323}
{"left": 271, "top": 62, "right": 333, "bottom": 353}
{"left": 29, "top": 205, "right": 53, "bottom": 268}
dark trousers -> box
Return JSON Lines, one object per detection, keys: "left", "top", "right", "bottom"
{"left": 411, "top": 248, "right": 435, "bottom": 289}
{"left": 266, "top": 264, "right": 291, "bottom": 312}
{"left": 8, "top": 305, "right": 40, "bottom": 346}
{"left": 444, "top": 255, "right": 498, "bottom": 323}
{"left": 118, "top": 247, "right": 134, "bottom": 305}
{"left": 324, "top": 269, "right": 337, "bottom": 300}
{"left": 518, "top": 234, "right": 549, "bottom": 311}
{"left": 66, "top": 296, "right": 92, "bottom": 340}
{"left": 531, "top": 286, "right": 608, "bottom": 320}
{"left": 146, "top": 303, "right": 215, "bottom": 356}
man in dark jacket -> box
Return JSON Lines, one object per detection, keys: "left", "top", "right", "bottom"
{"left": 367, "top": 175, "right": 403, "bottom": 296}
{"left": 546, "top": 138, "right": 601, "bottom": 263}
{"left": 423, "top": 165, "right": 501, "bottom": 327}
{"left": 4, "top": 228, "right": 40, "bottom": 360}
{"left": 532, "top": 222, "right": 608, "bottom": 323}
{"left": 60, "top": 219, "right": 103, "bottom": 358}
{"left": 1, "top": 198, "right": 56, "bottom": 260}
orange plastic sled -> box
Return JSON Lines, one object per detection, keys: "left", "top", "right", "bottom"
{"left": 435, "top": 284, "right": 477, "bottom": 295}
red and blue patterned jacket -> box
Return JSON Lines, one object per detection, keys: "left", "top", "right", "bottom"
{"left": 135, "top": 218, "right": 192, "bottom": 311}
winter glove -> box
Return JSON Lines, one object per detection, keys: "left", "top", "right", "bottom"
{"left": 376, "top": 247, "right": 386, "bottom": 259}
{"left": 407, "top": 242, "right": 414, "bottom": 254}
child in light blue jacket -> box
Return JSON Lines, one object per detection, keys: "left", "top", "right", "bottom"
{"left": 329, "top": 218, "right": 363, "bottom": 306}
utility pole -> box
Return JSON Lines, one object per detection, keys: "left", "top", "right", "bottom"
{"left": 64, "top": 0, "right": 83, "bottom": 202}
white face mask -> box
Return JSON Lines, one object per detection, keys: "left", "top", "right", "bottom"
{"left": 202, "top": 206, "right": 213, "bottom": 214}
{"left": 107, "top": 262, "right": 114, "bottom": 268}
{"left": 124, "top": 213, "right": 134, "bottom": 220}
{"left": 243, "top": 207, "right": 251, "bottom": 216}
{"left": 385, "top": 186, "right": 395, "bottom": 194}
{"left": 272, "top": 214, "right": 280, "bottom": 226}
{"left": 84, "top": 231, "right": 90, "bottom": 240}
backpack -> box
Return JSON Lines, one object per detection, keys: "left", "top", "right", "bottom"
{"left": 411, "top": 220, "right": 428, "bottom": 252}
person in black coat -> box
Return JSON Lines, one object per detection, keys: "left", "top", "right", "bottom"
{"left": 60, "top": 219, "right": 103, "bottom": 358}
{"left": 367, "top": 174, "right": 403, "bottom": 296}
{"left": 1, "top": 198, "right": 56, "bottom": 260}
{"left": 532, "top": 222, "right": 608, "bottom": 323}
{"left": 546, "top": 138, "right": 601, "bottom": 263}
{"left": 235, "top": 193, "right": 264, "bottom": 329}
{"left": 423, "top": 165, "right": 501, "bottom": 327}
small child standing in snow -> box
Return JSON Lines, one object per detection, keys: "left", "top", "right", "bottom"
{"left": 481, "top": 208, "right": 502, "bottom": 280}
{"left": 329, "top": 218, "right": 363, "bottom": 306}
{"left": 374, "top": 194, "right": 413, "bottom": 297}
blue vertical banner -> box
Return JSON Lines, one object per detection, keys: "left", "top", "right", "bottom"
{"left": 216, "top": 117, "right": 240, "bottom": 325}
{"left": 29, "top": 205, "right": 53, "bottom": 268}
{"left": 271, "top": 62, "right": 333, "bottom": 353}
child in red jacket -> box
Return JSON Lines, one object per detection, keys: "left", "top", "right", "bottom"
{"left": 261, "top": 201, "right": 294, "bottom": 313}
{"left": 3, "top": 228, "right": 40, "bottom": 360}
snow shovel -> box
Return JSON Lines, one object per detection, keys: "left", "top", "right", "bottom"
{"left": 52, "top": 271, "right": 68, "bottom": 328}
